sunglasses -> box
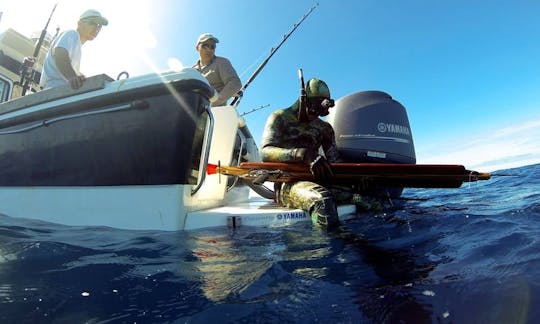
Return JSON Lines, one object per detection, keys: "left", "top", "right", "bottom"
{"left": 84, "top": 20, "right": 103, "bottom": 28}
{"left": 200, "top": 43, "right": 216, "bottom": 50}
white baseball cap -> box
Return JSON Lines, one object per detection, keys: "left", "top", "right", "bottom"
{"left": 196, "top": 33, "right": 219, "bottom": 45}
{"left": 79, "top": 9, "right": 108, "bottom": 26}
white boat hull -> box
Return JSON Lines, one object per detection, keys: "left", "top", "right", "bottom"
{"left": 0, "top": 185, "right": 187, "bottom": 230}
{"left": 0, "top": 185, "right": 358, "bottom": 230}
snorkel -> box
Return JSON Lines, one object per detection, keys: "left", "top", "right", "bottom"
{"left": 298, "top": 68, "right": 309, "bottom": 122}
{"left": 297, "top": 70, "right": 335, "bottom": 121}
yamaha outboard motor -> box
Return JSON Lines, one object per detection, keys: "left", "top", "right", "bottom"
{"left": 328, "top": 91, "right": 416, "bottom": 164}
{"left": 327, "top": 91, "right": 416, "bottom": 199}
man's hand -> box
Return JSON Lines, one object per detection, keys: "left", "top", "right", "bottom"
{"left": 53, "top": 47, "right": 85, "bottom": 90}
{"left": 68, "top": 75, "right": 86, "bottom": 90}
{"left": 209, "top": 89, "right": 219, "bottom": 103}
{"left": 299, "top": 148, "right": 334, "bottom": 183}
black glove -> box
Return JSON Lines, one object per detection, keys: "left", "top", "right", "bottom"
{"left": 302, "top": 149, "right": 334, "bottom": 183}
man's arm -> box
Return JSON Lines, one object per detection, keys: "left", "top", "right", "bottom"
{"left": 216, "top": 58, "right": 241, "bottom": 104}
{"left": 321, "top": 123, "right": 341, "bottom": 163}
{"left": 53, "top": 47, "right": 85, "bottom": 89}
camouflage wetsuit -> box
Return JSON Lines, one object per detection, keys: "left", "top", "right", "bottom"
{"left": 261, "top": 99, "right": 383, "bottom": 228}
{"left": 260, "top": 100, "right": 343, "bottom": 227}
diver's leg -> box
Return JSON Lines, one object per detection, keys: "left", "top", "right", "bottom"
{"left": 277, "top": 181, "right": 339, "bottom": 229}
{"left": 329, "top": 185, "right": 384, "bottom": 212}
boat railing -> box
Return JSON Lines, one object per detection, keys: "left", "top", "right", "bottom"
{"left": 0, "top": 100, "right": 148, "bottom": 135}
{"left": 225, "top": 132, "right": 246, "bottom": 192}
{"left": 0, "top": 74, "right": 113, "bottom": 115}
{"left": 191, "top": 103, "right": 214, "bottom": 195}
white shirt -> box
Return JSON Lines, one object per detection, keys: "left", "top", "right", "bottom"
{"left": 39, "top": 30, "right": 82, "bottom": 89}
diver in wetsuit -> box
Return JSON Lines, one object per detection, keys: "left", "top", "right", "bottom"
{"left": 261, "top": 77, "right": 383, "bottom": 229}
{"left": 260, "top": 77, "right": 344, "bottom": 229}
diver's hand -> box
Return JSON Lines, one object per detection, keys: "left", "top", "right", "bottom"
{"left": 298, "top": 148, "right": 334, "bottom": 183}
{"left": 309, "top": 154, "right": 334, "bottom": 183}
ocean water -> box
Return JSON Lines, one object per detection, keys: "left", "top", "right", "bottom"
{"left": 1, "top": 164, "right": 539, "bottom": 323}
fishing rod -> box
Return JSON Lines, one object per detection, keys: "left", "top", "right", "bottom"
{"left": 240, "top": 104, "right": 271, "bottom": 117}
{"left": 231, "top": 2, "right": 319, "bottom": 107}
{"left": 20, "top": 2, "right": 58, "bottom": 96}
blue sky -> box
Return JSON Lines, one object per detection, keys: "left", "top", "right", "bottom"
{"left": 2, "top": 0, "right": 540, "bottom": 171}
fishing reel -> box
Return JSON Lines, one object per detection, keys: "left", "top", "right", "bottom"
{"left": 18, "top": 57, "right": 36, "bottom": 85}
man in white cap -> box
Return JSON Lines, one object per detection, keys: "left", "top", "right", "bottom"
{"left": 40, "top": 9, "right": 108, "bottom": 90}
{"left": 192, "top": 33, "right": 241, "bottom": 107}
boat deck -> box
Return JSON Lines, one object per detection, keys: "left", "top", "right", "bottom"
{"left": 185, "top": 196, "right": 357, "bottom": 230}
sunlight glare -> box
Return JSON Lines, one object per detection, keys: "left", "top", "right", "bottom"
{"left": 1, "top": 0, "right": 161, "bottom": 79}
{"left": 167, "top": 57, "right": 185, "bottom": 71}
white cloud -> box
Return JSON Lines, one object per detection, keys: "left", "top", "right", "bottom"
{"left": 416, "top": 116, "right": 540, "bottom": 172}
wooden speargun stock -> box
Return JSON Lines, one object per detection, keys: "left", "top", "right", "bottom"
{"left": 207, "top": 162, "right": 491, "bottom": 188}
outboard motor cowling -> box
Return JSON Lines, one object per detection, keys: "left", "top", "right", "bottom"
{"left": 328, "top": 91, "right": 416, "bottom": 164}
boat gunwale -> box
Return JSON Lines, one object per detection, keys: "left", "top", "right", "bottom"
{"left": 0, "top": 75, "right": 213, "bottom": 130}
